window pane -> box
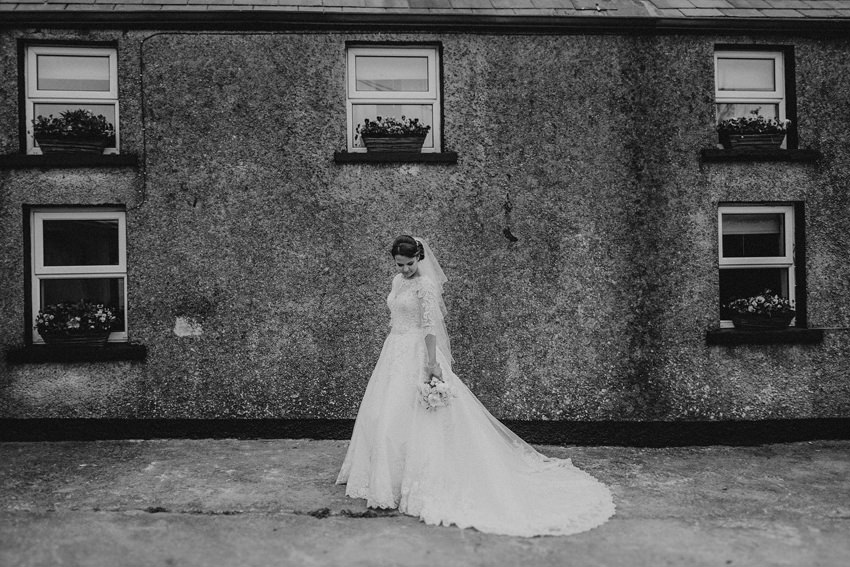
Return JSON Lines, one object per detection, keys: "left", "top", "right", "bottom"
{"left": 37, "top": 55, "right": 111, "bottom": 92}
{"left": 40, "top": 277, "right": 125, "bottom": 331}
{"left": 33, "top": 104, "right": 116, "bottom": 147}
{"left": 352, "top": 104, "right": 434, "bottom": 149}
{"left": 719, "top": 268, "right": 788, "bottom": 319}
{"left": 722, "top": 213, "right": 785, "bottom": 257}
{"left": 716, "top": 103, "right": 778, "bottom": 124}
{"left": 717, "top": 57, "right": 775, "bottom": 91}
{"left": 355, "top": 56, "right": 429, "bottom": 92}
{"left": 43, "top": 219, "right": 119, "bottom": 266}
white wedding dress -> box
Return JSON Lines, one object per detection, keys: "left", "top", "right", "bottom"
{"left": 336, "top": 271, "right": 615, "bottom": 537}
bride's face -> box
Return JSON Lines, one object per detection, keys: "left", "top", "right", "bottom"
{"left": 394, "top": 254, "right": 419, "bottom": 279}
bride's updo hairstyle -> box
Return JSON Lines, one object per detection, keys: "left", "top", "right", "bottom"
{"left": 390, "top": 235, "right": 425, "bottom": 260}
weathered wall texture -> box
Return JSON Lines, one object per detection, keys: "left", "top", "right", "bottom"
{"left": 1, "top": 30, "right": 849, "bottom": 421}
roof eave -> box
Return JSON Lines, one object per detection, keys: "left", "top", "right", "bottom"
{"left": 3, "top": 11, "right": 850, "bottom": 36}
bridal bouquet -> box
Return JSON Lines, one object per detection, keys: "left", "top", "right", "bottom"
{"left": 418, "top": 376, "right": 454, "bottom": 411}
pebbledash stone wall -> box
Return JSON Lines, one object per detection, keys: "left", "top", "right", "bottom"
{"left": 1, "top": 28, "right": 849, "bottom": 422}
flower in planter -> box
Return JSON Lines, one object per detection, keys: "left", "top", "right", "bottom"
{"left": 725, "top": 289, "right": 795, "bottom": 318}
{"left": 35, "top": 300, "right": 118, "bottom": 336}
{"left": 716, "top": 109, "right": 790, "bottom": 137}
{"left": 31, "top": 109, "right": 115, "bottom": 143}
{"left": 356, "top": 116, "right": 432, "bottom": 140}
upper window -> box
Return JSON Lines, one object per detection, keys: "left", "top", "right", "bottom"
{"left": 24, "top": 45, "right": 119, "bottom": 155}
{"left": 718, "top": 204, "right": 796, "bottom": 328}
{"left": 346, "top": 45, "right": 441, "bottom": 153}
{"left": 30, "top": 208, "right": 128, "bottom": 343}
{"left": 714, "top": 49, "right": 788, "bottom": 148}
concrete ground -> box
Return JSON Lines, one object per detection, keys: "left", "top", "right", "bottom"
{"left": 1, "top": 439, "right": 848, "bottom": 567}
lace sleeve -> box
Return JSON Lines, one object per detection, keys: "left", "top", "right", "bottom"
{"left": 415, "top": 278, "right": 442, "bottom": 335}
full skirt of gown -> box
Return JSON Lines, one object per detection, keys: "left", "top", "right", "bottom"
{"left": 336, "top": 326, "right": 616, "bottom": 537}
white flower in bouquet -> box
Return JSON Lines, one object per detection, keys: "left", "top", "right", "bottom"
{"left": 418, "top": 375, "right": 455, "bottom": 411}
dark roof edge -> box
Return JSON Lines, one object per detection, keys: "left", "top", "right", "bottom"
{"left": 3, "top": 12, "right": 850, "bottom": 36}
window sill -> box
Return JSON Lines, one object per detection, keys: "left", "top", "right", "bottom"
{"left": 706, "top": 328, "right": 824, "bottom": 346}
{"left": 0, "top": 153, "right": 140, "bottom": 169}
{"left": 333, "top": 151, "right": 458, "bottom": 164}
{"left": 6, "top": 343, "right": 147, "bottom": 364}
{"left": 700, "top": 148, "right": 821, "bottom": 163}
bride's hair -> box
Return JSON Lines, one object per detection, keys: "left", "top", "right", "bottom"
{"left": 390, "top": 235, "right": 425, "bottom": 260}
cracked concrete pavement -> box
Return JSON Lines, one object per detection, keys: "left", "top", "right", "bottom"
{"left": 1, "top": 439, "right": 849, "bottom": 566}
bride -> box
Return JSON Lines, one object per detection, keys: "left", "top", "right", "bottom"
{"left": 336, "top": 235, "right": 615, "bottom": 537}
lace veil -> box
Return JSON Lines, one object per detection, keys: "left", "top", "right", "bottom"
{"left": 413, "top": 237, "right": 454, "bottom": 365}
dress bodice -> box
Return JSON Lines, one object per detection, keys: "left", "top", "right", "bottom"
{"left": 387, "top": 274, "right": 439, "bottom": 335}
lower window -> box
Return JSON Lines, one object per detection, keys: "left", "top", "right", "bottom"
{"left": 718, "top": 204, "right": 797, "bottom": 328}
{"left": 29, "top": 208, "right": 128, "bottom": 343}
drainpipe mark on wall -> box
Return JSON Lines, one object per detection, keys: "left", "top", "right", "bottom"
{"left": 503, "top": 192, "right": 519, "bottom": 242}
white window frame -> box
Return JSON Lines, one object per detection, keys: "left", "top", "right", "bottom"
{"left": 346, "top": 46, "right": 441, "bottom": 153}
{"left": 24, "top": 45, "right": 120, "bottom": 155}
{"left": 718, "top": 204, "right": 795, "bottom": 328}
{"left": 714, "top": 50, "right": 786, "bottom": 148}
{"left": 30, "top": 209, "right": 128, "bottom": 343}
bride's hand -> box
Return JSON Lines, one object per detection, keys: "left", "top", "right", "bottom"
{"left": 425, "top": 362, "right": 442, "bottom": 380}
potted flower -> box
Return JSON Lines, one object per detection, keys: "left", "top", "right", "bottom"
{"left": 725, "top": 290, "right": 795, "bottom": 330}
{"left": 35, "top": 300, "right": 118, "bottom": 347}
{"left": 717, "top": 109, "right": 789, "bottom": 150}
{"left": 355, "top": 116, "right": 432, "bottom": 153}
{"left": 31, "top": 109, "right": 115, "bottom": 154}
